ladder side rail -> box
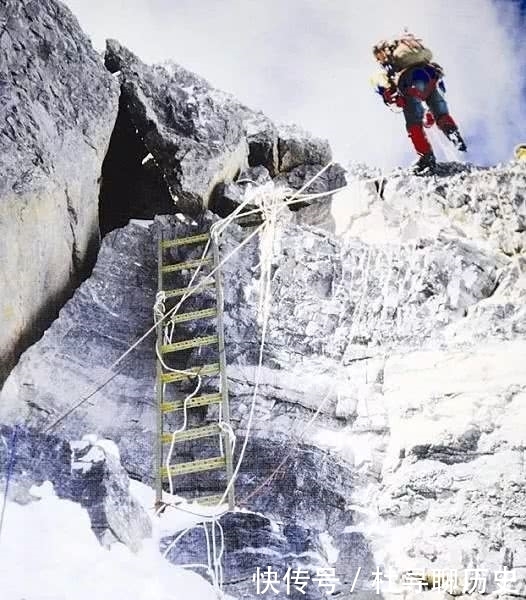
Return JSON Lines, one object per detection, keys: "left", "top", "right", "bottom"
{"left": 212, "top": 233, "right": 235, "bottom": 510}
{"left": 155, "top": 232, "right": 164, "bottom": 504}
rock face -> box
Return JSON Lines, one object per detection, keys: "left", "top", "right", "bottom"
{"left": 0, "top": 222, "right": 158, "bottom": 481}
{"left": 103, "top": 39, "right": 335, "bottom": 218}
{"left": 2, "top": 160, "right": 526, "bottom": 596}
{"left": 2, "top": 4, "right": 526, "bottom": 593}
{"left": 0, "top": 0, "right": 119, "bottom": 383}
{"left": 0, "top": 425, "right": 151, "bottom": 551}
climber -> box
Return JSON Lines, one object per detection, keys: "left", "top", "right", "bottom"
{"left": 372, "top": 33, "right": 467, "bottom": 174}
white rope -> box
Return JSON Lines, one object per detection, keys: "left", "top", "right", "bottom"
{"left": 373, "top": 245, "right": 395, "bottom": 344}
{"left": 211, "top": 519, "right": 222, "bottom": 593}
{"left": 44, "top": 221, "right": 266, "bottom": 433}
{"left": 161, "top": 520, "right": 226, "bottom": 596}
{"left": 164, "top": 161, "right": 337, "bottom": 512}
{"left": 156, "top": 240, "right": 213, "bottom": 495}
{"left": 214, "top": 189, "right": 281, "bottom": 509}
{"left": 159, "top": 163, "right": 337, "bottom": 595}
{"left": 342, "top": 246, "right": 375, "bottom": 364}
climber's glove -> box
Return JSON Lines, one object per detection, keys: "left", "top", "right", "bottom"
{"left": 382, "top": 87, "right": 406, "bottom": 108}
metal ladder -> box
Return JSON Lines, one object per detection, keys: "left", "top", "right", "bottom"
{"left": 155, "top": 230, "right": 234, "bottom": 510}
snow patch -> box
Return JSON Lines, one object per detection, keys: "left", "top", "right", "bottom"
{"left": 0, "top": 482, "right": 225, "bottom": 600}
{"left": 95, "top": 438, "right": 121, "bottom": 460}
{"left": 129, "top": 219, "right": 154, "bottom": 228}
{"left": 319, "top": 531, "right": 339, "bottom": 564}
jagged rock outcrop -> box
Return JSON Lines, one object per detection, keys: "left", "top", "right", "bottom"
{"left": 0, "top": 0, "right": 119, "bottom": 382}
{"left": 103, "top": 39, "right": 336, "bottom": 218}
{"left": 105, "top": 39, "right": 248, "bottom": 216}
{"left": 0, "top": 425, "right": 151, "bottom": 551}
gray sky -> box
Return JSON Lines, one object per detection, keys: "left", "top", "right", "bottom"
{"left": 65, "top": 0, "right": 526, "bottom": 169}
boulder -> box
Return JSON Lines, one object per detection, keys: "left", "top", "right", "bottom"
{"left": 105, "top": 39, "right": 250, "bottom": 216}
{"left": 274, "top": 162, "right": 346, "bottom": 196}
{"left": 71, "top": 436, "right": 152, "bottom": 551}
{"left": 0, "top": 425, "right": 151, "bottom": 551}
{"left": 277, "top": 124, "right": 332, "bottom": 172}
{"left": 209, "top": 166, "right": 274, "bottom": 217}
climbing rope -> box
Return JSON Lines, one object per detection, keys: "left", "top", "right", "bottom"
{"left": 43, "top": 217, "right": 268, "bottom": 434}
{"left": 159, "top": 164, "right": 337, "bottom": 587}
{"left": 240, "top": 241, "right": 379, "bottom": 505}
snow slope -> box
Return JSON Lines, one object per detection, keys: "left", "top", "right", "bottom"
{"left": 0, "top": 481, "right": 223, "bottom": 600}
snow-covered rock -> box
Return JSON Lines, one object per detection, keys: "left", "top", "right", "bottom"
{"left": 2, "top": 159, "right": 525, "bottom": 594}
{"left": 0, "top": 481, "right": 219, "bottom": 600}
{"left": 0, "top": 424, "right": 151, "bottom": 552}
{"left": 327, "top": 161, "right": 526, "bottom": 255}
{"left": 71, "top": 435, "right": 152, "bottom": 551}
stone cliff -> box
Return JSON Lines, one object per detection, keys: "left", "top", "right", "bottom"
{"left": 0, "top": 0, "right": 119, "bottom": 381}
{"left": 1, "top": 1, "right": 525, "bottom": 598}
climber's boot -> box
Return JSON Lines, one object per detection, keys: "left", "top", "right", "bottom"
{"left": 407, "top": 124, "right": 436, "bottom": 174}
{"left": 412, "top": 151, "right": 437, "bottom": 175}
{"left": 436, "top": 114, "right": 467, "bottom": 151}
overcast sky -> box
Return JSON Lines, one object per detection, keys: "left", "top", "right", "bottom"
{"left": 65, "top": 0, "right": 525, "bottom": 170}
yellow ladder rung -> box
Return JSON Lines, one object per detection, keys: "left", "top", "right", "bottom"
{"left": 191, "top": 494, "right": 226, "bottom": 506}
{"left": 161, "top": 363, "right": 220, "bottom": 383}
{"left": 161, "top": 456, "right": 226, "bottom": 477}
{"left": 164, "top": 280, "right": 216, "bottom": 299}
{"left": 161, "top": 335, "right": 218, "bottom": 354}
{"left": 162, "top": 233, "right": 210, "bottom": 249}
{"left": 161, "top": 393, "right": 222, "bottom": 413}
{"left": 161, "top": 424, "right": 221, "bottom": 444}
{"left": 162, "top": 257, "right": 213, "bottom": 273}
{"left": 170, "top": 308, "right": 217, "bottom": 324}
{"left": 164, "top": 281, "right": 215, "bottom": 299}
{"left": 164, "top": 279, "right": 216, "bottom": 299}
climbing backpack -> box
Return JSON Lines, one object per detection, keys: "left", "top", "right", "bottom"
{"left": 387, "top": 33, "right": 433, "bottom": 72}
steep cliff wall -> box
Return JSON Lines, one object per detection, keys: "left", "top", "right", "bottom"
{"left": 2, "top": 160, "right": 525, "bottom": 597}
{"left": 0, "top": 0, "right": 119, "bottom": 382}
